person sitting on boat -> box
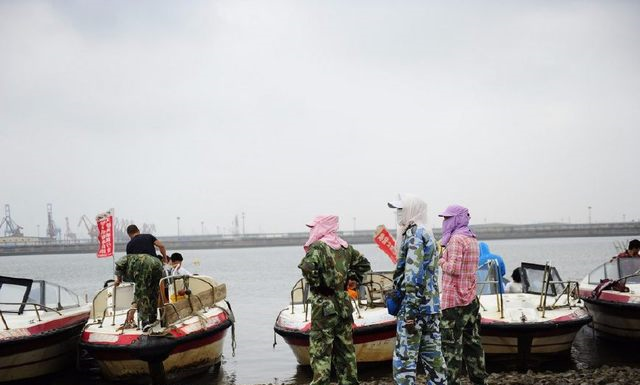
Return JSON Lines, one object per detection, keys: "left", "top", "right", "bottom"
{"left": 504, "top": 267, "right": 523, "bottom": 293}
{"left": 477, "top": 242, "right": 506, "bottom": 294}
{"left": 169, "top": 252, "right": 191, "bottom": 276}
{"left": 387, "top": 194, "right": 447, "bottom": 385}
{"left": 298, "top": 215, "right": 371, "bottom": 385}
{"left": 616, "top": 239, "right": 640, "bottom": 258}
{"left": 125, "top": 224, "right": 168, "bottom": 263}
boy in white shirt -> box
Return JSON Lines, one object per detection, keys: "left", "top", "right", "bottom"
{"left": 169, "top": 253, "right": 191, "bottom": 276}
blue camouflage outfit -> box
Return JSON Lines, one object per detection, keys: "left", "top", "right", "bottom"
{"left": 389, "top": 195, "right": 447, "bottom": 385}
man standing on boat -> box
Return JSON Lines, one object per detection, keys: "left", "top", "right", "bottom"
{"left": 125, "top": 224, "right": 168, "bottom": 262}
{"left": 113, "top": 224, "right": 167, "bottom": 328}
{"left": 388, "top": 194, "right": 447, "bottom": 385}
{"left": 298, "top": 215, "right": 371, "bottom": 385}
{"left": 438, "top": 205, "right": 488, "bottom": 385}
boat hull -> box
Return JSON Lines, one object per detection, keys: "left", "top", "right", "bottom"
{"left": 274, "top": 317, "right": 397, "bottom": 365}
{"left": 480, "top": 317, "right": 590, "bottom": 366}
{"left": 0, "top": 312, "right": 89, "bottom": 382}
{"left": 80, "top": 319, "right": 231, "bottom": 381}
{"left": 581, "top": 296, "right": 640, "bottom": 340}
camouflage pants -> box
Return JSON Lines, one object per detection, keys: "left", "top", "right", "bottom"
{"left": 309, "top": 313, "right": 358, "bottom": 385}
{"left": 440, "top": 298, "right": 488, "bottom": 385}
{"left": 393, "top": 313, "right": 447, "bottom": 385}
{"left": 132, "top": 266, "right": 163, "bottom": 325}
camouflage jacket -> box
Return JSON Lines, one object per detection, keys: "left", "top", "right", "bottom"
{"left": 114, "top": 253, "right": 163, "bottom": 283}
{"left": 392, "top": 224, "right": 441, "bottom": 318}
{"left": 298, "top": 242, "right": 371, "bottom": 319}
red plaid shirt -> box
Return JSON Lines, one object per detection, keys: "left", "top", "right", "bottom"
{"left": 439, "top": 234, "right": 479, "bottom": 310}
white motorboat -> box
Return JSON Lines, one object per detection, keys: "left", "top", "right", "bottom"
{"left": 0, "top": 275, "right": 90, "bottom": 382}
{"left": 579, "top": 256, "right": 640, "bottom": 340}
{"left": 274, "top": 271, "right": 397, "bottom": 365}
{"left": 79, "top": 274, "right": 235, "bottom": 383}
{"left": 478, "top": 262, "right": 591, "bottom": 367}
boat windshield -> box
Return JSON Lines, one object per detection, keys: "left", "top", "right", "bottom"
{"left": 0, "top": 276, "right": 80, "bottom": 314}
{"left": 588, "top": 258, "right": 640, "bottom": 285}
{"left": 521, "top": 263, "right": 564, "bottom": 296}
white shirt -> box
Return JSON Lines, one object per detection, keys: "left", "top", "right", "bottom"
{"left": 505, "top": 281, "right": 523, "bottom": 293}
{"left": 170, "top": 264, "right": 191, "bottom": 276}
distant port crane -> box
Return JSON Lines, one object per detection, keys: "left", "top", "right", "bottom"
{"left": 0, "top": 204, "right": 24, "bottom": 237}
{"left": 78, "top": 214, "right": 98, "bottom": 241}
{"left": 46, "top": 203, "right": 61, "bottom": 239}
{"left": 64, "top": 217, "right": 77, "bottom": 241}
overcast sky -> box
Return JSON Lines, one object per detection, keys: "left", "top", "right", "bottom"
{"left": 1, "top": 0, "right": 639, "bottom": 238}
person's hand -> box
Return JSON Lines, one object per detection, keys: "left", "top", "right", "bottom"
{"left": 405, "top": 318, "right": 416, "bottom": 333}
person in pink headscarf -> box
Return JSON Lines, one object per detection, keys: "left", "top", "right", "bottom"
{"left": 437, "top": 205, "right": 487, "bottom": 385}
{"left": 298, "top": 215, "right": 371, "bottom": 385}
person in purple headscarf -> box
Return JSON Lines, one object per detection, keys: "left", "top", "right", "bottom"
{"left": 437, "top": 205, "right": 488, "bottom": 385}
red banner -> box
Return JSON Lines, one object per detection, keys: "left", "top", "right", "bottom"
{"left": 96, "top": 210, "right": 114, "bottom": 258}
{"left": 374, "top": 225, "right": 397, "bottom": 264}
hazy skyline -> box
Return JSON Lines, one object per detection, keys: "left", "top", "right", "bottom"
{"left": 1, "top": 1, "right": 639, "bottom": 238}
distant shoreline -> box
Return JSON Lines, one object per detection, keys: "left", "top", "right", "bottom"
{"left": 1, "top": 221, "right": 639, "bottom": 256}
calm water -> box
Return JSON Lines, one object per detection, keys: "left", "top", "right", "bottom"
{"left": 2, "top": 236, "right": 639, "bottom": 385}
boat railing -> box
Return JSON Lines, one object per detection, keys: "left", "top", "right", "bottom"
{"left": 289, "top": 278, "right": 310, "bottom": 320}
{"left": 0, "top": 302, "right": 63, "bottom": 330}
{"left": 358, "top": 271, "right": 394, "bottom": 309}
{"left": 536, "top": 262, "right": 581, "bottom": 317}
{"left": 159, "top": 275, "right": 226, "bottom": 326}
{"left": 88, "top": 283, "right": 135, "bottom": 327}
{"left": 477, "top": 260, "right": 504, "bottom": 319}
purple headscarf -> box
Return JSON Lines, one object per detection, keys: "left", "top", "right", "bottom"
{"left": 439, "top": 205, "right": 476, "bottom": 247}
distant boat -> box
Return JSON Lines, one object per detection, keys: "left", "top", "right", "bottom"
{"left": 579, "top": 257, "right": 640, "bottom": 340}
{"left": 274, "top": 271, "right": 397, "bottom": 365}
{"left": 478, "top": 261, "right": 591, "bottom": 368}
{"left": 79, "top": 274, "right": 235, "bottom": 383}
{"left": 0, "top": 276, "right": 90, "bottom": 382}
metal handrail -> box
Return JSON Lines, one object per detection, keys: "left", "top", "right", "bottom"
{"left": 477, "top": 260, "right": 504, "bottom": 319}
{"left": 0, "top": 302, "right": 62, "bottom": 323}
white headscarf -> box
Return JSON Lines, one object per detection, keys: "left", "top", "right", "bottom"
{"left": 394, "top": 194, "right": 433, "bottom": 252}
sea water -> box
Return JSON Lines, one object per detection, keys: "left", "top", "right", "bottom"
{"left": 2, "top": 235, "right": 638, "bottom": 385}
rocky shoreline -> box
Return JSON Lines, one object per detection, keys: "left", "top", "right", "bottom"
{"left": 358, "top": 366, "right": 640, "bottom": 385}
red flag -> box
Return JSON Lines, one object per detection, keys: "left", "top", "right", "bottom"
{"left": 96, "top": 209, "right": 114, "bottom": 258}
{"left": 374, "top": 225, "right": 397, "bottom": 264}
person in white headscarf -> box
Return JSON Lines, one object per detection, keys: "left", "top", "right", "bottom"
{"left": 387, "top": 194, "right": 447, "bottom": 385}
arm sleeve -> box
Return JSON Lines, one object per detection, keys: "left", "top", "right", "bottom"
{"left": 348, "top": 248, "right": 371, "bottom": 284}
{"left": 114, "top": 255, "right": 128, "bottom": 278}
{"left": 440, "top": 236, "right": 463, "bottom": 276}
{"left": 298, "top": 247, "right": 321, "bottom": 287}
{"left": 402, "top": 234, "right": 424, "bottom": 319}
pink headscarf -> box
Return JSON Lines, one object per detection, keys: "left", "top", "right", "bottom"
{"left": 304, "top": 215, "right": 349, "bottom": 252}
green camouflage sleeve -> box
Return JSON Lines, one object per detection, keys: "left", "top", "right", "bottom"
{"left": 348, "top": 246, "right": 371, "bottom": 283}
{"left": 298, "top": 246, "right": 322, "bottom": 287}
{"left": 114, "top": 255, "right": 129, "bottom": 277}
